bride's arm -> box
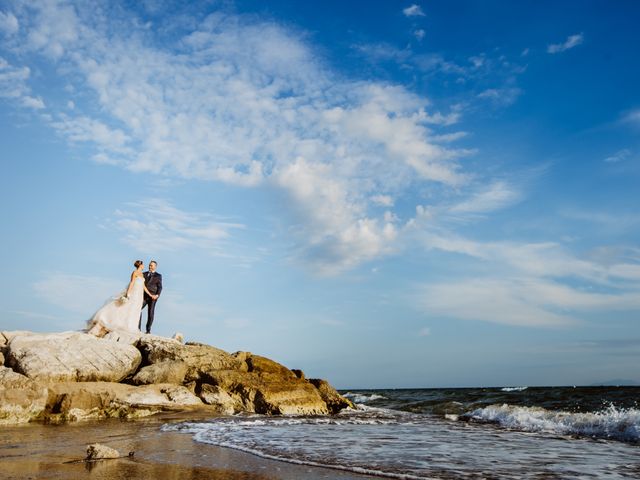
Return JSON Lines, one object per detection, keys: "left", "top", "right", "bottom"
{"left": 126, "top": 271, "right": 136, "bottom": 297}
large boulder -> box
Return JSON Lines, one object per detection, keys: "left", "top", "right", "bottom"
{"left": 204, "top": 366, "right": 330, "bottom": 415}
{"left": 244, "top": 354, "right": 298, "bottom": 379}
{"left": 131, "top": 360, "right": 188, "bottom": 385}
{"left": 309, "top": 379, "right": 355, "bottom": 413}
{"left": 103, "top": 330, "right": 142, "bottom": 345}
{"left": 44, "top": 382, "right": 207, "bottom": 422}
{"left": 5, "top": 332, "right": 141, "bottom": 383}
{"left": 0, "top": 366, "right": 49, "bottom": 424}
{"left": 198, "top": 383, "right": 242, "bottom": 415}
{"left": 137, "top": 337, "right": 242, "bottom": 381}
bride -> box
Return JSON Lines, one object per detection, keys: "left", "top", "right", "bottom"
{"left": 86, "top": 260, "right": 158, "bottom": 337}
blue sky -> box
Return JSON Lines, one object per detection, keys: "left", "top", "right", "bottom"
{"left": 1, "top": 1, "right": 639, "bottom": 388}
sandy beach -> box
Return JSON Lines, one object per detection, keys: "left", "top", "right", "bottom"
{"left": 0, "top": 414, "right": 370, "bottom": 480}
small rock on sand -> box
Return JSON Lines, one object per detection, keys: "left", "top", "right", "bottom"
{"left": 85, "top": 443, "right": 121, "bottom": 460}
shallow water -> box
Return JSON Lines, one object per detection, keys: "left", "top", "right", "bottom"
{"left": 165, "top": 387, "right": 640, "bottom": 479}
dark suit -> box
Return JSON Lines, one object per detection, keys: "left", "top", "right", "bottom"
{"left": 139, "top": 271, "right": 162, "bottom": 334}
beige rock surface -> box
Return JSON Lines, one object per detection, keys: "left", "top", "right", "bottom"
{"left": 6, "top": 332, "right": 141, "bottom": 383}
{"left": 1, "top": 330, "right": 33, "bottom": 343}
{"left": 45, "top": 382, "right": 207, "bottom": 422}
{"left": 131, "top": 360, "right": 188, "bottom": 385}
{"left": 202, "top": 352, "right": 329, "bottom": 415}
{"left": 0, "top": 366, "right": 48, "bottom": 424}
{"left": 137, "top": 336, "right": 242, "bottom": 381}
{"left": 86, "top": 444, "right": 122, "bottom": 460}
{"left": 309, "top": 379, "right": 355, "bottom": 413}
{"left": 102, "top": 330, "right": 142, "bottom": 345}
{"left": 198, "top": 383, "right": 242, "bottom": 414}
{"left": 0, "top": 330, "right": 353, "bottom": 424}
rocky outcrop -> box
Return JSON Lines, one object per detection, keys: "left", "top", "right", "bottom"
{"left": 131, "top": 360, "right": 188, "bottom": 385}
{"left": 43, "top": 382, "right": 209, "bottom": 422}
{"left": 6, "top": 332, "right": 141, "bottom": 382}
{"left": 200, "top": 367, "right": 329, "bottom": 415}
{"left": 309, "top": 378, "right": 355, "bottom": 413}
{"left": 137, "top": 336, "right": 242, "bottom": 381}
{"left": 0, "top": 330, "right": 353, "bottom": 424}
{"left": 198, "top": 384, "right": 241, "bottom": 414}
{"left": 0, "top": 366, "right": 49, "bottom": 424}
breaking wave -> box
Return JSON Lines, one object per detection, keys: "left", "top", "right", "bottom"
{"left": 464, "top": 404, "right": 640, "bottom": 442}
{"left": 343, "top": 392, "right": 387, "bottom": 404}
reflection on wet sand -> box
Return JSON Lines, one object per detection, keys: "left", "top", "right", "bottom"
{"left": 1, "top": 417, "right": 273, "bottom": 480}
{"left": 1, "top": 414, "right": 367, "bottom": 480}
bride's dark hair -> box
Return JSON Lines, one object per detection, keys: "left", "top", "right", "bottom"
{"left": 134, "top": 260, "right": 143, "bottom": 268}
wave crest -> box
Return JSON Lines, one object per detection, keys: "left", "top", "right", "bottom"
{"left": 500, "top": 386, "right": 528, "bottom": 392}
{"left": 465, "top": 404, "right": 640, "bottom": 442}
{"left": 343, "top": 392, "right": 387, "bottom": 404}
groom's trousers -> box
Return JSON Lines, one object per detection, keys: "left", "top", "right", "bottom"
{"left": 140, "top": 297, "right": 157, "bottom": 334}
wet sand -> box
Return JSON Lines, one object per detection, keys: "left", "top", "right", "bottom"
{"left": 0, "top": 414, "right": 372, "bottom": 480}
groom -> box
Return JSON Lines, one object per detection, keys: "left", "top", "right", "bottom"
{"left": 140, "top": 260, "right": 162, "bottom": 334}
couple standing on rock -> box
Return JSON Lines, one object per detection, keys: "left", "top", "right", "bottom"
{"left": 87, "top": 260, "right": 163, "bottom": 337}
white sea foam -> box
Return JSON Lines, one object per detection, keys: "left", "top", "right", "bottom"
{"left": 163, "top": 417, "right": 429, "bottom": 479}
{"left": 343, "top": 392, "right": 387, "bottom": 404}
{"left": 467, "top": 404, "right": 640, "bottom": 442}
{"left": 501, "top": 386, "right": 528, "bottom": 392}
{"left": 163, "top": 402, "right": 640, "bottom": 480}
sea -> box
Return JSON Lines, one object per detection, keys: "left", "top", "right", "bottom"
{"left": 163, "top": 386, "right": 640, "bottom": 479}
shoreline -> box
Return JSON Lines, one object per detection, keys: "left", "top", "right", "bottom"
{"left": 0, "top": 413, "right": 372, "bottom": 480}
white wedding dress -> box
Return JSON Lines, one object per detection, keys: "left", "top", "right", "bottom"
{"left": 87, "top": 277, "right": 144, "bottom": 334}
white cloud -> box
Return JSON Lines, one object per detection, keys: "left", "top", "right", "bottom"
{"left": 477, "top": 87, "right": 522, "bottom": 107}
{"left": 560, "top": 209, "right": 640, "bottom": 233}
{"left": 0, "top": 56, "right": 50, "bottom": 111}
{"left": 51, "top": 115, "right": 130, "bottom": 152}
{"left": 469, "top": 55, "right": 485, "bottom": 68}
{"left": 622, "top": 109, "right": 640, "bottom": 126}
{"left": 432, "top": 131, "right": 468, "bottom": 143}
{"left": 0, "top": 11, "right": 19, "bottom": 36}
{"left": 414, "top": 29, "right": 425, "bottom": 41}
{"left": 403, "top": 5, "right": 426, "bottom": 17}
{"left": 4, "top": 4, "right": 519, "bottom": 274}
{"left": 21, "top": 95, "right": 45, "bottom": 109}
{"left": 414, "top": 224, "right": 640, "bottom": 326}
{"left": 547, "top": 33, "right": 584, "bottom": 54}
{"left": 419, "top": 278, "right": 578, "bottom": 327}
{"left": 352, "top": 42, "right": 411, "bottom": 63}
{"left": 371, "top": 195, "right": 394, "bottom": 207}
{"left": 449, "top": 181, "right": 520, "bottom": 215}
{"left": 604, "top": 149, "right": 631, "bottom": 163}
{"left": 0, "top": 56, "right": 30, "bottom": 99}
{"left": 420, "top": 107, "right": 463, "bottom": 126}
{"left": 23, "top": 0, "right": 80, "bottom": 59}
{"left": 420, "top": 275, "right": 640, "bottom": 327}
{"left": 274, "top": 158, "right": 399, "bottom": 274}
{"left": 110, "top": 199, "right": 245, "bottom": 254}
